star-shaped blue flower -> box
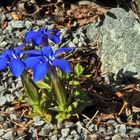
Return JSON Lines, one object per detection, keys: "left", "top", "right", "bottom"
{"left": 0, "top": 43, "right": 26, "bottom": 77}
{"left": 25, "top": 28, "right": 60, "bottom": 46}
{"left": 23, "top": 46, "right": 73, "bottom": 82}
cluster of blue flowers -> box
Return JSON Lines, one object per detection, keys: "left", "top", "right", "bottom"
{"left": 0, "top": 28, "right": 73, "bottom": 82}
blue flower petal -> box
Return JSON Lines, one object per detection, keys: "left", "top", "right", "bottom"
{"left": 52, "top": 58, "right": 70, "bottom": 74}
{"left": 33, "top": 63, "right": 48, "bottom": 82}
{"left": 33, "top": 35, "right": 43, "bottom": 46}
{"left": 25, "top": 31, "right": 38, "bottom": 40}
{"left": 48, "top": 35, "right": 60, "bottom": 44}
{"left": 0, "top": 57, "right": 7, "bottom": 70}
{"left": 9, "top": 59, "right": 25, "bottom": 77}
{"left": 54, "top": 47, "right": 74, "bottom": 55}
{"left": 23, "top": 56, "right": 41, "bottom": 68}
{"left": 21, "top": 50, "right": 41, "bottom": 55}
{"left": 42, "top": 46, "right": 53, "bottom": 57}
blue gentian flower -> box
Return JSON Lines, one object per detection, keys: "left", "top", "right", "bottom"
{"left": 23, "top": 46, "right": 73, "bottom": 82}
{"left": 25, "top": 28, "right": 60, "bottom": 46}
{"left": 0, "top": 43, "right": 26, "bottom": 77}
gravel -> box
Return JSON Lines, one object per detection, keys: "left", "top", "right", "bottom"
{"left": 11, "top": 20, "right": 25, "bottom": 29}
{"left": 0, "top": 4, "right": 140, "bottom": 140}
{"left": 25, "top": 20, "right": 32, "bottom": 29}
{"left": 2, "top": 130, "right": 14, "bottom": 140}
{"left": 61, "top": 128, "right": 70, "bottom": 137}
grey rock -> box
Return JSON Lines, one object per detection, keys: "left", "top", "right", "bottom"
{"left": 0, "top": 29, "right": 3, "bottom": 35}
{"left": 68, "top": 41, "right": 77, "bottom": 48}
{"left": 119, "top": 124, "right": 126, "bottom": 137}
{"left": 0, "top": 13, "right": 6, "bottom": 22}
{"left": 5, "top": 14, "right": 12, "bottom": 20}
{"left": 72, "top": 37, "right": 79, "bottom": 44}
{"left": 65, "top": 122, "right": 75, "bottom": 128}
{"left": 57, "top": 123, "right": 63, "bottom": 129}
{"left": 36, "top": 20, "right": 46, "bottom": 26}
{"left": 130, "top": 128, "right": 140, "bottom": 137}
{"left": 42, "top": 124, "right": 51, "bottom": 134}
{"left": 6, "top": 24, "right": 13, "bottom": 32}
{"left": 5, "top": 107, "right": 15, "bottom": 112}
{"left": 11, "top": 20, "right": 25, "bottom": 29}
{"left": 33, "top": 116, "right": 41, "bottom": 122}
{"left": 2, "top": 130, "right": 14, "bottom": 140}
{"left": 34, "top": 121, "right": 44, "bottom": 126}
{"left": 77, "top": 126, "right": 82, "bottom": 133}
{"left": 25, "top": 20, "right": 32, "bottom": 29}
{"left": 66, "top": 135, "right": 73, "bottom": 140}
{"left": 88, "top": 124, "right": 95, "bottom": 132}
{"left": 0, "top": 41, "right": 8, "bottom": 48}
{"left": 83, "top": 8, "right": 140, "bottom": 79}
{"left": 61, "top": 128, "right": 70, "bottom": 137}
{"left": 10, "top": 114, "right": 17, "bottom": 121}
{"left": 6, "top": 94, "right": 15, "bottom": 102}
{"left": 88, "top": 134, "right": 98, "bottom": 140}
{"left": 112, "top": 134, "right": 121, "bottom": 140}
{"left": 0, "top": 86, "right": 5, "bottom": 92}
{"left": 0, "top": 115, "right": 4, "bottom": 122}
{"left": 0, "top": 129, "right": 5, "bottom": 136}
{"left": 59, "top": 137, "right": 65, "bottom": 140}
{"left": 99, "top": 127, "right": 106, "bottom": 133}
{"left": 0, "top": 95, "right": 6, "bottom": 106}
{"left": 14, "top": 91, "right": 22, "bottom": 98}
{"left": 105, "top": 136, "right": 111, "bottom": 140}
{"left": 74, "top": 134, "right": 80, "bottom": 140}
{"left": 70, "top": 130, "right": 77, "bottom": 136}
{"left": 94, "top": 125, "right": 98, "bottom": 132}
{"left": 50, "top": 135, "right": 57, "bottom": 140}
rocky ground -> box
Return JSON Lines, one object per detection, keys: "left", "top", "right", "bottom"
{"left": 0, "top": 0, "right": 140, "bottom": 140}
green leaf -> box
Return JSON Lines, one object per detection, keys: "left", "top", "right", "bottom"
{"left": 49, "top": 106, "right": 61, "bottom": 112}
{"left": 69, "top": 80, "right": 80, "bottom": 86}
{"left": 67, "top": 101, "right": 79, "bottom": 113}
{"left": 55, "top": 113, "right": 71, "bottom": 122}
{"left": 36, "top": 80, "right": 51, "bottom": 90}
{"left": 85, "top": 74, "right": 91, "bottom": 78}
{"left": 74, "top": 63, "right": 84, "bottom": 77}
{"left": 21, "top": 72, "right": 40, "bottom": 105}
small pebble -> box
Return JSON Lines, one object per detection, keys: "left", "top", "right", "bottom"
{"left": 130, "top": 128, "right": 140, "bottom": 137}
{"left": 65, "top": 122, "right": 75, "bottom": 128}
{"left": 0, "top": 41, "right": 8, "bottom": 48}
{"left": 10, "top": 114, "right": 17, "bottom": 121}
{"left": 2, "top": 130, "right": 14, "bottom": 140}
{"left": 50, "top": 135, "right": 57, "bottom": 140}
{"left": 34, "top": 121, "right": 44, "bottom": 126}
{"left": 36, "top": 20, "right": 46, "bottom": 26}
{"left": 70, "top": 130, "right": 77, "bottom": 136}
{"left": 5, "top": 14, "right": 12, "bottom": 20}
{"left": 74, "top": 134, "right": 80, "bottom": 140}
{"left": 0, "top": 95, "right": 6, "bottom": 106}
{"left": 99, "top": 127, "right": 106, "bottom": 133}
{"left": 0, "top": 129, "right": 5, "bottom": 136}
{"left": 33, "top": 116, "right": 41, "bottom": 122}
{"left": 119, "top": 124, "right": 126, "bottom": 137}
{"left": 88, "top": 124, "right": 95, "bottom": 132}
{"left": 25, "top": 20, "right": 32, "bottom": 29}
{"left": 66, "top": 135, "right": 73, "bottom": 140}
{"left": 105, "top": 136, "right": 111, "bottom": 140}
{"left": 61, "top": 128, "right": 70, "bottom": 137}
{"left": 112, "top": 134, "right": 121, "bottom": 140}
{"left": 88, "top": 134, "right": 98, "bottom": 140}
{"left": 6, "top": 94, "right": 15, "bottom": 102}
{"left": 11, "top": 20, "right": 25, "bottom": 29}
